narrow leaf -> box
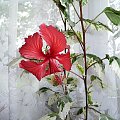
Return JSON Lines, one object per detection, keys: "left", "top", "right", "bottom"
{"left": 76, "top": 64, "right": 84, "bottom": 75}
{"left": 88, "top": 93, "right": 93, "bottom": 105}
{"left": 84, "top": 19, "right": 113, "bottom": 32}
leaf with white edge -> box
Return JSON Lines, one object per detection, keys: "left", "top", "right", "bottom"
{"left": 7, "top": 57, "right": 24, "bottom": 68}
{"left": 59, "top": 102, "right": 73, "bottom": 120}
{"left": 48, "top": 93, "right": 59, "bottom": 106}
{"left": 84, "top": 19, "right": 113, "bottom": 32}
{"left": 104, "top": 7, "right": 120, "bottom": 26}
{"left": 90, "top": 75, "right": 105, "bottom": 88}
{"left": 110, "top": 59, "right": 120, "bottom": 79}
{"left": 71, "top": 53, "right": 82, "bottom": 64}
{"left": 36, "top": 87, "right": 54, "bottom": 95}
{"left": 67, "top": 77, "right": 78, "bottom": 88}
{"left": 59, "top": 95, "right": 72, "bottom": 104}
{"left": 38, "top": 114, "right": 57, "bottom": 120}
{"left": 87, "top": 54, "right": 105, "bottom": 70}
{"left": 60, "top": 0, "right": 73, "bottom": 7}
{"left": 99, "top": 114, "right": 116, "bottom": 120}
{"left": 65, "top": 30, "right": 82, "bottom": 44}
{"left": 109, "top": 56, "right": 120, "bottom": 67}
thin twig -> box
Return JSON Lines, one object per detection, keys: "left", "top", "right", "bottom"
{"left": 59, "top": 9, "right": 66, "bottom": 27}
{"left": 88, "top": 107, "right": 102, "bottom": 114}
{"left": 71, "top": 2, "right": 80, "bottom": 19}
{"left": 70, "top": 71, "right": 84, "bottom": 80}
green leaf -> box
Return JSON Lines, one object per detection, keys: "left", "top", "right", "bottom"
{"left": 59, "top": 102, "right": 73, "bottom": 120}
{"left": 84, "top": 19, "right": 113, "bottom": 32}
{"left": 53, "top": 0, "right": 75, "bottom": 27}
{"left": 53, "top": 0, "right": 66, "bottom": 15}
{"left": 67, "top": 77, "right": 77, "bottom": 85}
{"left": 65, "top": 30, "right": 80, "bottom": 44}
{"left": 48, "top": 113, "right": 58, "bottom": 117}
{"left": 82, "top": 0, "right": 88, "bottom": 6}
{"left": 76, "top": 0, "right": 88, "bottom": 6}
{"left": 87, "top": 54, "right": 105, "bottom": 70}
{"left": 71, "top": 53, "right": 82, "bottom": 64}
{"left": 39, "top": 87, "right": 51, "bottom": 92}
{"left": 104, "top": 7, "right": 120, "bottom": 26}
{"left": 76, "top": 31, "right": 83, "bottom": 42}
{"left": 88, "top": 84, "right": 93, "bottom": 91}
{"left": 48, "top": 93, "right": 59, "bottom": 106}
{"left": 109, "top": 56, "right": 120, "bottom": 79}
{"left": 61, "top": 95, "right": 73, "bottom": 103}
{"left": 77, "top": 108, "right": 84, "bottom": 115}
{"left": 109, "top": 56, "right": 120, "bottom": 67}
{"left": 38, "top": 114, "right": 57, "bottom": 120}
{"left": 76, "top": 64, "right": 84, "bottom": 75}
{"left": 99, "top": 114, "right": 116, "bottom": 120}
{"left": 88, "top": 93, "right": 93, "bottom": 105}
{"left": 36, "top": 87, "right": 54, "bottom": 95}
{"left": 90, "top": 75, "right": 104, "bottom": 88}
{"left": 60, "top": 0, "right": 73, "bottom": 6}
{"left": 65, "top": 29, "right": 74, "bottom": 37}
{"left": 67, "top": 77, "right": 78, "bottom": 92}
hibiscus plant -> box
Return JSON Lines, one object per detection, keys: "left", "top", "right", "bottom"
{"left": 9, "top": 0, "right": 120, "bottom": 120}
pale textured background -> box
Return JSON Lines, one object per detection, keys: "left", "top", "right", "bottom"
{"left": 0, "top": 0, "right": 120, "bottom": 120}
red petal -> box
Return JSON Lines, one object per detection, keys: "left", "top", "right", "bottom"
{"left": 19, "top": 32, "right": 45, "bottom": 60}
{"left": 49, "top": 59, "right": 62, "bottom": 74}
{"left": 19, "top": 60, "right": 49, "bottom": 80}
{"left": 55, "top": 51, "right": 72, "bottom": 71}
{"left": 39, "top": 24, "right": 67, "bottom": 54}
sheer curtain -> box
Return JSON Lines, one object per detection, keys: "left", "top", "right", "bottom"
{"left": 0, "top": 0, "right": 120, "bottom": 120}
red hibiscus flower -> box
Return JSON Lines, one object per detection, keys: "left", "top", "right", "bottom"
{"left": 19, "top": 24, "right": 72, "bottom": 80}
